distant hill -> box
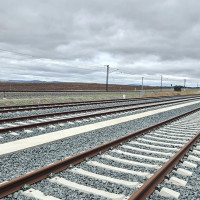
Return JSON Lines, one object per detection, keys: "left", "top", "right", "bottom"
{"left": 6, "top": 80, "right": 61, "bottom": 83}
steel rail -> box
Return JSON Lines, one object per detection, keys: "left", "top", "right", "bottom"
{"left": 0, "top": 107, "right": 199, "bottom": 198}
{"left": 129, "top": 130, "right": 200, "bottom": 200}
{"left": 0, "top": 94, "right": 199, "bottom": 112}
{"left": 0, "top": 97, "right": 199, "bottom": 134}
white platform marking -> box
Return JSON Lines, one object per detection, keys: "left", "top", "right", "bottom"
{"left": 112, "top": 149, "right": 168, "bottom": 162}
{"left": 70, "top": 168, "right": 141, "bottom": 188}
{"left": 49, "top": 177, "right": 127, "bottom": 200}
{"left": 0, "top": 100, "right": 199, "bottom": 156}
{"left": 22, "top": 188, "right": 60, "bottom": 200}
{"left": 156, "top": 187, "right": 180, "bottom": 199}
{"left": 87, "top": 161, "right": 152, "bottom": 177}
{"left": 121, "top": 145, "right": 173, "bottom": 156}
{"left": 101, "top": 155, "right": 160, "bottom": 169}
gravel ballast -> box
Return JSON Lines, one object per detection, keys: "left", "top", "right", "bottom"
{"left": 1, "top": 99, "right": 200, "bottom": 199}
{"left": 3, "top": 110, "right": 200, "bottom": 199}
{"left": 0, "top": 102, "right": 200, "bottom": 182}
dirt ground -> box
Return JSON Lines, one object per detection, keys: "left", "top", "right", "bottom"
{"left": 0, "top": 90, "right": 199, "bottom": 107}
{"left": 0, "top": 82, "right": 160, "bottom": 92}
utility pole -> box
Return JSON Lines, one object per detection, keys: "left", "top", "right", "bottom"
{"left": 160, "top": 75, "right": 163, "bottom": 91}
{"left": 141, "top": 77, "right": 144, "bottom": 90}
{"left": 105, "top": 65, "right": 109, "bottom": 92}
{"left": 184, "top": 79, "right": 186, "bottom": 88}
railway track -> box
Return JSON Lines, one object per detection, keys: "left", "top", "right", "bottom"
{"left": 0, "top": 96, "right": 199, "bottom": 135}
{"left": 0, "top": 107, "right": 200, "bottom": 199}
{"left": 0, "top": 94, "right": 200, "bottom": 113}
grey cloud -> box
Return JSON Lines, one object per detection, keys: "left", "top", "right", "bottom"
{"left": 0, "top": 0, "right": 200, "bottom": 86}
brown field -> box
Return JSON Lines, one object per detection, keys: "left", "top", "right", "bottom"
{"left": 0, "top": 82, "right": 162, "bottom": 92}
{"left": 0, "top": 83, "right": 199, "bottom": 107}
{"left": 142, "top": 90, "right": 200, "bottom": 97}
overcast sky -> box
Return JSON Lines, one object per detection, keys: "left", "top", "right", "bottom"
{"left": 0, "top": 0, "right": 200, "bottom": 86}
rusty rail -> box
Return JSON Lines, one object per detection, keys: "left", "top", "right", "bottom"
{"left": 129, "top": 131, "right": 200, "bottom": 200}
{"left": 0, "top": 107, "right": 199, "bottom": 198}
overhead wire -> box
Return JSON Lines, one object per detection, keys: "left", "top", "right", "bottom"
{"left": 0, "top": 48, "right": 197, "bottom": 86}
{"left": 0, "top": 47, "right": 107, "bottom": 73}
